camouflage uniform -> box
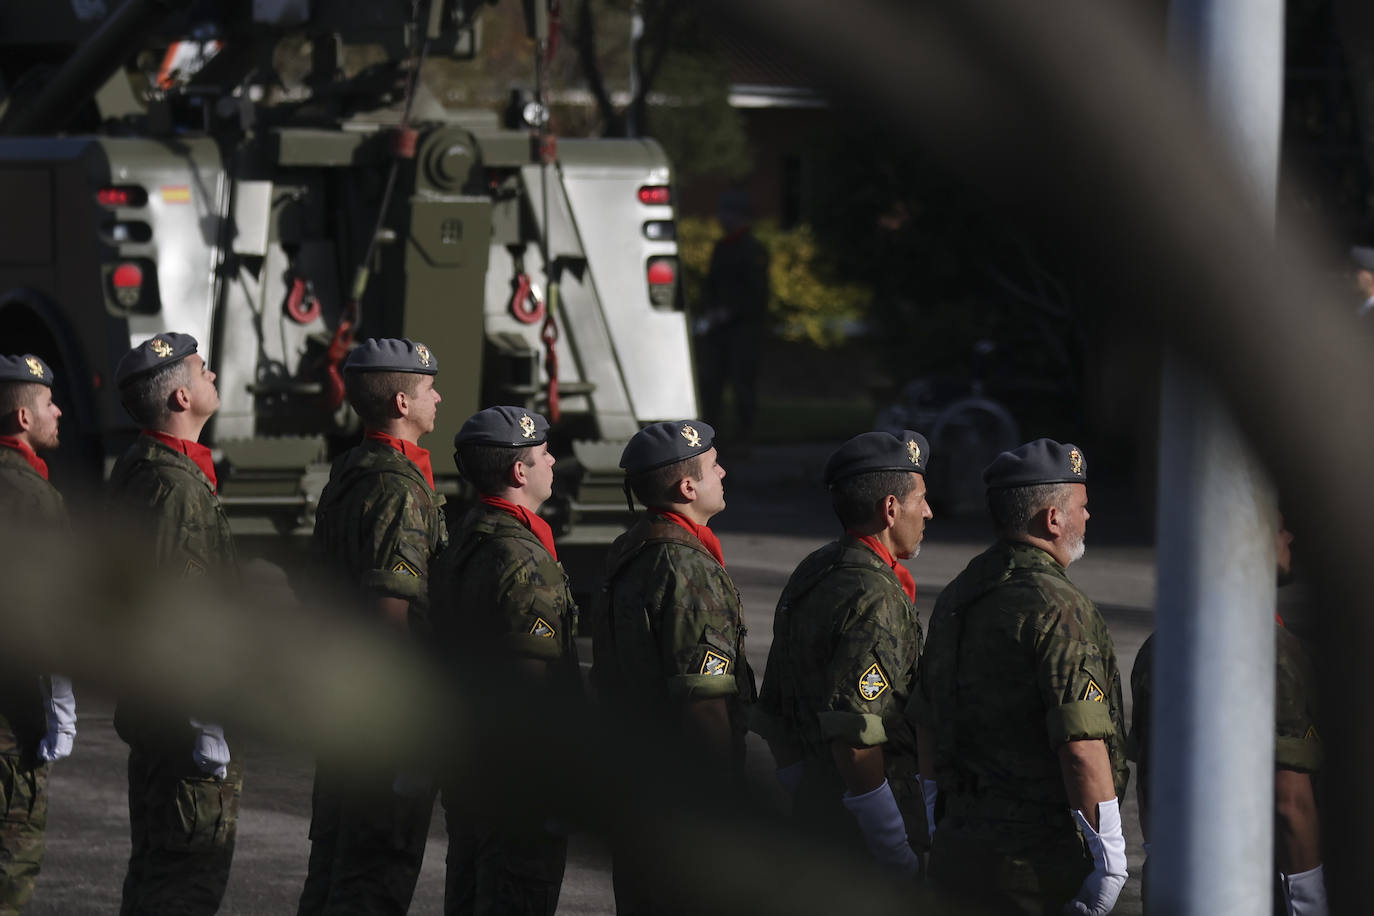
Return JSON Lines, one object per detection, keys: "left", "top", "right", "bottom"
{"left": 754, "top": 535, "right": 929, "bottom": 854}
{"left": 0, "top": 444, "right": 66, "bottom": 910}
{"left": 1129, "top": 622, "right": 1320, "bottom": 912}
{"left": 300, "top": 439, "right": 447, "bottom": 916}
{"left": 591, "top": 512, "right": 755, "bottom": 915}
{"left": 913, "top": 540, "right": 1128, "bottom": 915}
{"left": 430, "top": 504, "right": 580, "bottom": 916}
{"left": 107, "top": 433, "right": 243, "bottom": 916}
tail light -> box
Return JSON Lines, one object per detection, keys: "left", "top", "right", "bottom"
{"left": 110, "top": 262, "right": 144, "bottom": 309}
{"left": 97, "top": 186, "right": 148, "bottom": 208}
{"left": 643, "top": 220, "right": 676, "bottom": 241}
{"left": 637, "top": 185, "right": 672, "bottom": 206}
{"left": 646, "top": 256, "right": 678, "bottom": 309}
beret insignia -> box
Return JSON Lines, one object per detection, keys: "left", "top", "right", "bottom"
{"left": 907, "top": 439, "right": 921, "bottom": 465}
{"left": 530, "top": 617, "right": 555, "bottom": 638}
{"left": 25, "top": 356, "right": 43, "bottom": 378}
{"left": 150, "top": 338, "right": 174, "bottom": 358}
{"left": 858, "top": 663, "right": 889, "bottom": 701}
{"left": 700, "top": 650, "right": 730, "bottom": 676}
{"left": 681, "top": 425, "right": 702, "bottom": 449}
{"left": 1070, "top": 448, "right": 1084, "bottom": 477}
{"left": 520, "top": 414, "right": 536, "bottom": 439}
{"left": 416, "top": 343, "right": 431, "bottom": 367}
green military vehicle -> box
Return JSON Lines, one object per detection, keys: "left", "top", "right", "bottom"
{"left": 0, "top": 0, "right": 694, "bottom": 542}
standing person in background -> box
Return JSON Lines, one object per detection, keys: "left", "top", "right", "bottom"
{"left": 913, "top": 439, "right": 1129, "bottom": 915}
{"left": 300, "top": 338, "right": 447, "bottom": 916}
{"left": 1351, "top": 245, "right": 1374, "bottom": 319}
{"left": 429, "top": 406, "right": 579, "bottom": 916}
{"left": 107, "top": 334, "right": 241, "bottom": 915}
{"left": 1130, "top": 516, "right": 1326, "bottom": 915}
{"left": 696, "top": 190, "right": 770, "bottom": 444}
{"left": 0, "top": 354, "right": 77, "bottom": 911}
{"left": 591, "top": 420, "right": 754, "bottom": 914}
{"left": 753, "top": 430, "right": 934, "bottom": 878}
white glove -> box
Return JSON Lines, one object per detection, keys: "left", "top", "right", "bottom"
{"left": 190, "top": 719, "right": 230, "bottom": 779}
{"left": 1280, "top": 864, "right": 1328, "bottom": 916}
{"left": 1065, "top": 798, "right": 1127, "bottom": 915}
{"left": 37, "top": 675, "right": 77, "bottom": 763}
{"left": 841, "top": 779, "right": 920, "bottom": 877}
{"left": 921, "top": 776, "right": 938, "bottom": 841}
{"left": 775, "top": 762, "right": 804, "bottom": 795}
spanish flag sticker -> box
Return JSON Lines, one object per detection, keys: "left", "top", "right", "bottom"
{"left": 161, "top": 185, "right": 192, "bottom": 203}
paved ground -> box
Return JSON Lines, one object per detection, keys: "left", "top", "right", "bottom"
{"left": 26, "top": 443, "right": 1156, "bottom": 914}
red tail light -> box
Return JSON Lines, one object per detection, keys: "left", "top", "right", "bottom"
{"left": 646, "top": 256, "right": 677, "bottom": 309}
{"left": 97, "top": 186, "right": 148, "bottom": 208}
{"left": 637, "top": 185, "right": 672, "bottom": 206}
{"left": 112, "top": 263, "right": 143, "bottom": 289}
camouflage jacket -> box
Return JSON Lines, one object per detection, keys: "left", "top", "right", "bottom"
{"left": 591, "top": 513, "right": 755, "bottom": 742}
{"left": 311, "top": 439, "right": 447, "bottom": 624}
{"left": 913, "top": 540, "right": 1128, "bottom": 823}
{"left": 0, "top": 445, "right": 68, "bottom": 755}
{"left": 430, "top": 504, "right": 580, "bottom": 682}
{"left": 106, "top": 434, "right": 238, "bottom": 750}
{"left": 755, "top": 536, "right": 921, "bottom": 761}
{"left": 1129, "top": 621, "right": 1321, "bottom": 834}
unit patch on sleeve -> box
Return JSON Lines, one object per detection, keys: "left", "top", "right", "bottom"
{"left": 391, "top": 559, "right": 418, "bottom": 577}
{"left": 183, "top": 557, "right": 206, "bottom": 577}
{"left": 530, "top": 617, "right": 556, "bottom": 638}
{"left": 700, "top": 650, "right": 730, "bottom": 676}
{"left": 859, "top": 663, "right": 889, "bottom": 701}
{"left": 1305, "top": 725, "right": 1321, "bottom": 742}
{"left": 1081, "top": 678, "right": 1105, "bottom": 703}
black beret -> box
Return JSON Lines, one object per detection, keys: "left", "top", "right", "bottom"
{"left": 1352, "top": 246, "right": 1374, "bottom": 272}
{"left": 116, "top": 333, "right": 198, "bottom": 387}
{"left": 825, "top": 430, "right": 929, "bottom": 485}
{"left": 983, "top": 438, "right": 1087, "bottom": 489}
{"left": 621, "top": 420, "right": 715, "bottom": 475}
{"left": 455, "top": 406, "right": 549, "bottom": 448}
{"left": 345, "top": 338, "right": 438, "bottom": 375}
{"left": 0, "top": 354, "right": 54, "bottom": 387}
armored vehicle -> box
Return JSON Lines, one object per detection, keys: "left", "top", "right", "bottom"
{"left": 0, "top": 0, "right": 695, "bottom": 540}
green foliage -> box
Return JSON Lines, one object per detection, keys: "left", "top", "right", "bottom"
{"left": 679, "top": 217, "right": 872, "bottom": 348}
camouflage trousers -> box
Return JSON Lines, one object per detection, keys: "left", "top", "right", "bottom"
{"left": 297, "top": 760, "right": 435, "bottom": 916}
{"left": 0, "top": 752, "right": 47, "bottom": 914}
{"left": 120, "top": 747, "right": 242, "bottom": 916}
{"left": 927, "top": 815, "right": 1091, "bottom": 916}
{"left": 440, "top": 786, "right": 567, "bottom": 916}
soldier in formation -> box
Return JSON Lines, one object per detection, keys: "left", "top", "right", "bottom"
{"left": 107, "top": 333, "right": 243, "bottom": 915}
{"left": 590, "top": 419, "right": 755, "bottom": 913}
{"left": 0, "top": 354, "right": 77, "bottom": 911}
{"left": 429, "top": 406, "right": 580, "bottom": 916}
{"left": 300, "top": 338, "right": 448, "bottom": 915}
{"left": 753, "top": 430, "right": 934, "bottom": 878}
{"left": 913, "top": 439, "right": 1129, "bottom": 915}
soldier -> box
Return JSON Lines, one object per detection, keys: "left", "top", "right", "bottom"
{"left": 591, "top": 419, "right": 755, "bottom": 913}
{"left": 912, "top": 439, "right": 1128, "bottom": 915}
{"left": 107, "top": 333, "right": 242, "bottom": 915}
{"left": 429, "top": 406, "right": 579, "bottom": 916}
{"left": 0, "top": 354, "right": 77, "bottom": 910}
{"left": 753, "top": 430, "right": 934, "bottom": 877}
{"left": 300, "top": 337, "right": 446, "bottom": 916}
{"left": 1130, "top": 516, "right": 1326, "bottom": 914}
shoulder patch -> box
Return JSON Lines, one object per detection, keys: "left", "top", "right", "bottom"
{"left": 700, "top": 650, "right": 730, "bottom": 676}
{"left": 1305, "top": 725, "right": 1321, "bottom": 742}
{"left": 859, "top": 663, "right": 889, "bottom": 701}
{"left": 391, "top": 559, "right": 419, "bottom": 577}
{"left": 530, "top": 617, "right": 556, "bottom": 639}
{"left": 183, "top": 557, "right": 206, "bottom": 577}
{"left": 1081, "top": 678, "right": 1105, "bottom": 703}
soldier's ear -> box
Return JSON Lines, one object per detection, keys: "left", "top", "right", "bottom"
{"left": 13, "top": 404, "right": 33, "bottom": 433}
{"left": 510, "top": 456, "right": 529, "bottom": 488}
{"left": 168, "top": 385, "right": 192, "bottom": 412}
{"left": 675, "top": 474, "right": 696, "bottom": 504}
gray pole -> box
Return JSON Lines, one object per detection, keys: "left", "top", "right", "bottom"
{"left": 1150, "top": 1, "right": 1284, "bottom": 913}
{"left": 628, "top": 1, "right": 644, "bottom": 137}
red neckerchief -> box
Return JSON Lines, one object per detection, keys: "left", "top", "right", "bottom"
{"left": 365, "top": 430, "right": 435, "bottom": 490}
{"left": 480, "top": 495, "right": 558, "bottom": 560}
{"left": 0, "top": 435, "right": 48, "bottom": 481}
{"left": 848, "top": 531, "right": 917, "bottom": 602}
{"left": 660, "top": 510, "right": 725, "bottom": 567}
{"left": 1276, "top": 613, "right": 1285, "bottom": 628}
{"left": 143, "top": 430, "right": 217, "bottom": 491}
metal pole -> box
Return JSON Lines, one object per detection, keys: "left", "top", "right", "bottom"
{"left": 627, "top": 0, "right": 644, "bottom": 137}
{"left": 1150, "top": 2, "right": 1284, "bottom": 913}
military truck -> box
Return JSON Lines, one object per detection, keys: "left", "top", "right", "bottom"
{"left": 0, "top": 0, "right": 695, "bottom": 541}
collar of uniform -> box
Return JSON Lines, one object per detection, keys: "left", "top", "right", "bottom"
{"left": 141, "top": 429, "right": 217, "bottom": 491}
{"left": 0, "top": 435, "right": 48, "bottom": 481}
{"left": 365, "top": 430, "right": 435, "bottom": 490}
{"left": 479, "top": 495, "right": 557, "bottom": 560}
{"left": 657, "top": 510, "right": 725, "bottom": 567}
{"left": 845, "top": 530, "right": 916, "bottom": 602}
